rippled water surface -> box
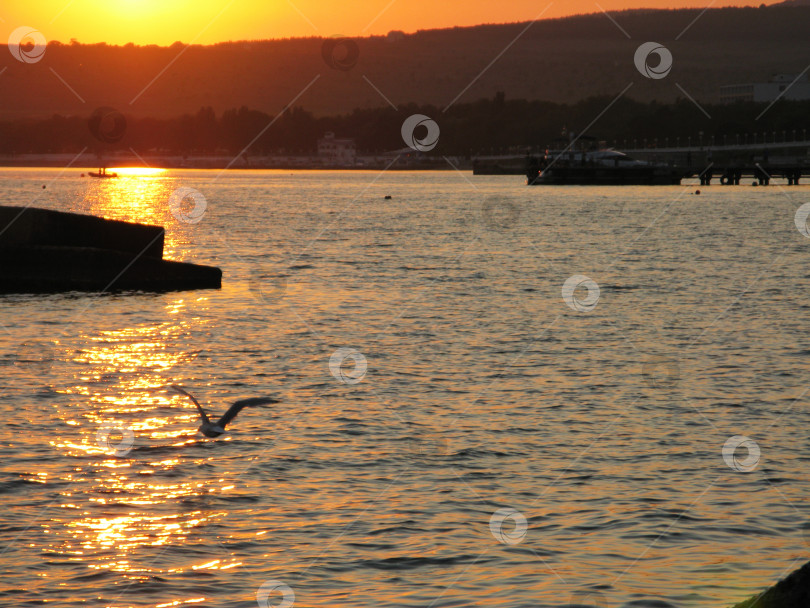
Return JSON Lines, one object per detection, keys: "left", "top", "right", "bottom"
{"left": 1, "top": 167, "right": 810, "bottom": 608}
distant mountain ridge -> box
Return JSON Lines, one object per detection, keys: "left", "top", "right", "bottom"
{"left": 0, "top": 4, "right": 808, "bottom": 119}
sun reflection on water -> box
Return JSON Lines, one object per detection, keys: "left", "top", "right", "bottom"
{"left": 78, "top": 167, "right": 198, "bottom": 261}
{"left": 108, "top": 167, "right": 168, "bottom": 178}
{"left": 40, "top": 290, "right": 238, "bottom": 583}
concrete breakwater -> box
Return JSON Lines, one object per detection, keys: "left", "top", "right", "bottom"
{"left": 732, "top": 560, "right": 810, "bottom": 608}
{"left": 0, "top": 206, "right": 221, "bottom": 293}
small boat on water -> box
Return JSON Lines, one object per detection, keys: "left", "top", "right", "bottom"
{"left": 527, "top": 148, "right": 686, "bottom": 186}
{"left": 88, "top": 167, "right": 118, "bottom": 179}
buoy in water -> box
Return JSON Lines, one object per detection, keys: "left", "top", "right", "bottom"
{"left": 695, "top": 189, "right": 701, "bottom": 195}
{"left": 752, "top": 181, "right": 758, "bottom": 187}
{"left": 42, "top": 185, "right": 46, "bottom": 189}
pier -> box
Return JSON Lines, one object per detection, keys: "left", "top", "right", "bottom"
{"left": 624, "top": 139, "right": 810, "bottom": 185}
{"left": 476, "top": 138, "right": 810, "bottom": 185}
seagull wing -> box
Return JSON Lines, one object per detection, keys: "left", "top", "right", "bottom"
{"left": 170, "top": 384, "right": 210, "bottom": 425}
{"left": 215, "top": 397, "right": 279, "bottom": 429}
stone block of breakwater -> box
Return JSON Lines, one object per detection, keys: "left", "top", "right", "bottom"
{"left": 0, "top": 205, "right": 165, "bottom": 258}
{"left": 0, "top": 206, "right": 221, "bottom": 293}
{"left": 732, "top": 560, "right": 810, "bottom": 608}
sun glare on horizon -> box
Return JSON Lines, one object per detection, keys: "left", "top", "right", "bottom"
{"left": 108, "top": 167, "right": 167, "bottom": 177}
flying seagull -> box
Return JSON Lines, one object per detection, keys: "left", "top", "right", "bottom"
{"left": 170, "top": 384, "right": 279, "bottom": 437}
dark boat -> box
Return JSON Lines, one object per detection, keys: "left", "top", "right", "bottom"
{"left": 527, "top": 149, "right": 686, "bottom": 185}
{"left": 88, "top": 167, "right": 118, "bottom": 178}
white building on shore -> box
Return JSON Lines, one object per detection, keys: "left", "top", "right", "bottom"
{"left": 317, "top": 132, "right": 356, "bottom": 165}
{"left": 720, "top": 73, "right": 810, "bottom": 104}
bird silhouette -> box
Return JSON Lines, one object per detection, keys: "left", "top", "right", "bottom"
{"left": 170, "top": 384, "right": 279, "bottom": 437}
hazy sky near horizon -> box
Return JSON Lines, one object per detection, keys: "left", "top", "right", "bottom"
{"left": 1, "top": 0, "right": 783, "bottom": 46}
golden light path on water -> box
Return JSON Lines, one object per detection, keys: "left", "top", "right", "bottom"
{"left": 2, "top": 168, "right": 810, "bottom": 607}
{"left": 43, "top": 170, "right": 241, "bottom": 605}
{"left": 81, "top": 168, "right": 184, "bottom": 259}
{"left": 48, "top": 305, "right": 241, "bottom": 583}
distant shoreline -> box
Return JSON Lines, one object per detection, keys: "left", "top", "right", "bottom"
{"left": 0, "top": 154, "right": 471, "bottom": 172}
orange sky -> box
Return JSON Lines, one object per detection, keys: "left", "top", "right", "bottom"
{"left": 1, "top": 0, "right": 782, "bottom": 46}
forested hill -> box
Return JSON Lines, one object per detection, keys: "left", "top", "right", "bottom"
{"left": 1, "top": 3, "right": 808, "bottom": 119}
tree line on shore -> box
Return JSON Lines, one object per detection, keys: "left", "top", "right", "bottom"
{"left": 2, "top": 95, "right": 809, "bottom": 157}
{"left": 5, "top": 5, "right": 809, "bottom": 118}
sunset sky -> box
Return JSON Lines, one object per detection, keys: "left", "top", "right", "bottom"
{"left": 1, "top": 0, "right": 783, "bottom": 46}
